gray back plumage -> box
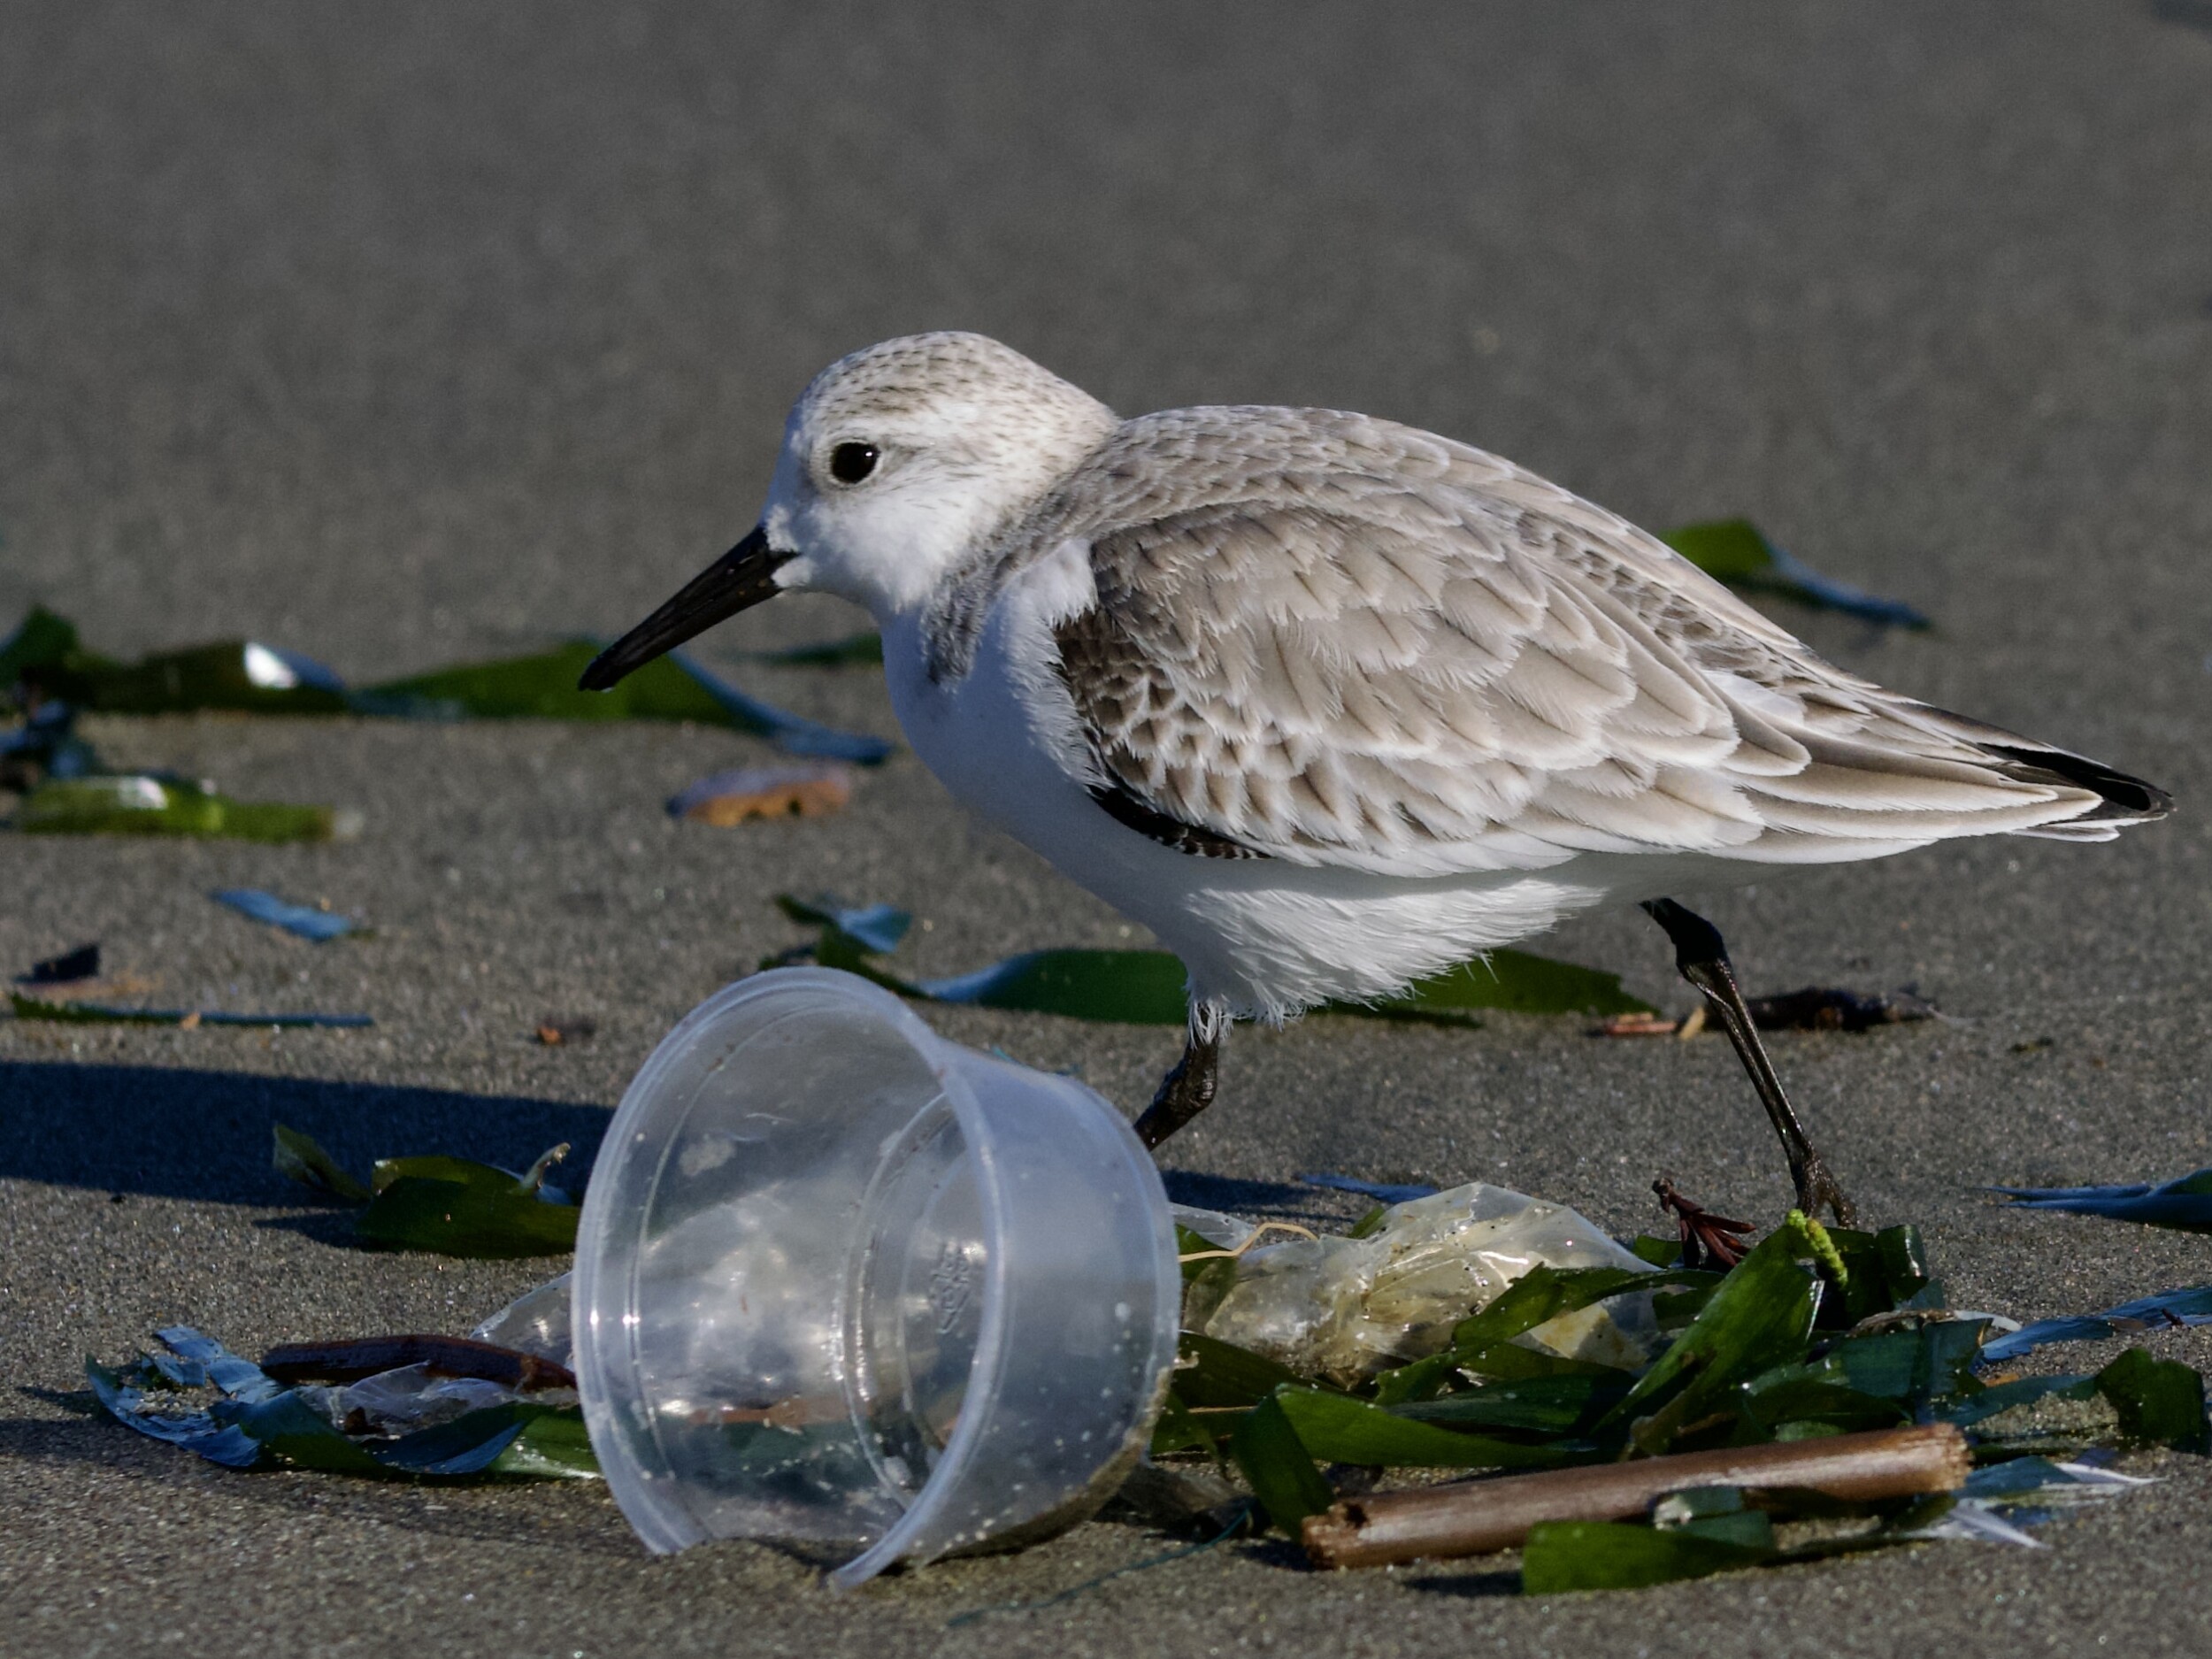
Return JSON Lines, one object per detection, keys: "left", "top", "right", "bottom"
{"left": 930, "top": 405, "right": 2166, "bottom": 875}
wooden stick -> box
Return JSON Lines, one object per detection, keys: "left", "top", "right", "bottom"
{"left": 260, "top": 1334, "right": 576, "bottom": 1393}
{"left": 1302, "top": 1423, "right": 1970, "bottom": 1570}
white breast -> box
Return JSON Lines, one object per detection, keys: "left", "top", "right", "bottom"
{"left": 879, "top": 580, "right": 1657, "bottom": 1024}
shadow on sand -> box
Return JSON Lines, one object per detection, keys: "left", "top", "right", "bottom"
{"left": 2, "top": 1058, "right": 1379, "bottom": 1227}
{"left": 0, "top": 1059, "right": 611, "bottom": 1206}
{"left": 1156, "top": 1168, "right": 1359, "bottom": 1227}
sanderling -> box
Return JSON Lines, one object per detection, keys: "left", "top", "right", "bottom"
{"left": 584, "top": 332, "right": 2170, "bottom": 1220}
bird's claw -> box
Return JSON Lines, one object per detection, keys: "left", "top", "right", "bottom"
{"left": 1793, "top": 1155, "right": 1858, "bottom": 1229}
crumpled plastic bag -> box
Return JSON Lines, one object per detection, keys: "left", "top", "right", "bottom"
{"left": 1179, "top": 1182, "right": 1655, "bottom": 1386}
{"left": 472, "top": 1271, "right": 573, "bottom": 1366}
{"left": 295, "top": 1363, "right": 572, "bottom": 1436}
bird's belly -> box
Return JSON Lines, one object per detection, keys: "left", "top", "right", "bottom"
{"left": 1163, "top": 868, "right": 1621, "bottom": 1019}
{"left": 885, "top": 627, "right": 1649, "bottom": 1021}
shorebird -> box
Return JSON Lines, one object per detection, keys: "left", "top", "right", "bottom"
{"left": 582, "top": 332, "right": 2170, "bottom": 1222}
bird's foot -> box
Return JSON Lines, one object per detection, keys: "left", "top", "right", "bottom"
{"left": 1133, "top": 1041, "right": 1218, "bottom": 1150}
{"left": 1793, "top": 1153, "right": 1858, "bottom": 1229}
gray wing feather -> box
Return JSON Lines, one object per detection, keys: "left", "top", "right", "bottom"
{"left": 1021, "top": 408, "right": 2153, "bottom": 875}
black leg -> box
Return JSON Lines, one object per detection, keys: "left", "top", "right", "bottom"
{"left": 1133, "top": 1021, "right": 1223, "bottom": 1150}
{"left": 1641, "top": 898, "right": 1857, "bottom": 1225}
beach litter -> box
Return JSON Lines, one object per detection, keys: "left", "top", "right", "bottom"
{"left": 1979, "top": 1286, "right": 2212, "bottom": 1363}
{"left": 89, "top": 1325, "right": 594, "bottom": 1479}
{"left": 0, "top": 604, "right": 890, "bottom": 764}
{"left": 1994, "top": 1168, "right": 2212, "bottom": 1236}
{"left": 1297, "top": 1171, "right": 1440, "bottom": 1204}
{"left": 1656, "top": 519, "right": 1932, "bottom": 630}
{"left": 272, "top": 1125, "right": 579, "bottom": 1256}
{"left": 18, "top": 942, "right": 101, "bottom": 985}
{"left": 1176, "top": 1184, "right": 1662, "bottom": 1387}
{"left": 1599, "top": 987, "right": 1938, "bottom": 1038}
{"left": 211, "top": 887, "right": 362, "bottom": 941}
{"left": 12, "top": 772, "right": 353, "bottom": 843}
{"left": 12, "top": 997, "right": 371, "bottom": 1029}
{"left": 85, "top": 972, "right": 2208, "bottom": 1600}
{"left": 668, "top": 762, "right": 855, "bottom": 825}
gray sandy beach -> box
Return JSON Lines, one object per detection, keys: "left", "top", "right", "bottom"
{"left": 4, "top": 3, "right": 2211, "bottom": 1653}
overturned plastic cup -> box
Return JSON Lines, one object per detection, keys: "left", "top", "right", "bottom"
{"left": 572, "top": 967, "right": 1180, "bottom": 1586}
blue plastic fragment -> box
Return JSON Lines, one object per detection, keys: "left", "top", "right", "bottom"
{"left": 10, "top": 997, "right": 373, "bottom": 1028}
{"left": 1297, "top": 1171, "right": 1440, "bottom": 1203}
{"left": 211, "top": 887, "right": 358, "bottom": 942}
{"left": 806, "top": 900, "right": 913, "bottom": 956}
{"left": 1763, "top": 541, "right": 1933, "bottom": 630}
{"left": 1993, "top": 1168, "right": 2212, "bottom": 1233}
{"left": 156, "top": 1325, "right": 286, "bottom": 1402}
{"left": 84, "top": 1326, "right": 285, "bottom": 1468}
{"left": 1980, "top": 1286, "right": 2212, "bottom": 1363}
{"left": 86, "top": 1367, "right": 265, "bottom": 1466}
{"left": 199, "top": 1008, "right": 373, "bottom": 1027}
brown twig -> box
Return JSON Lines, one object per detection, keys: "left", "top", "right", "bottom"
{"left": 1598, "top": 987, "right": 1937, "bottom": 1038}
{"left": 1302, "top": 1423, "right": 1970, "bottom": 1569}
{"left": 260, "top": 1334, "right": 576, "bottom": 1393}
{"left": 1741, "top": 987, "right": 1936, "bottom": 1033}
{"left": 1177, "top": 1220, "right": 1320, "bottom": 1264}
{"left": 1594, "top": 1011, "right": 1680, "bottom": 1037}
{"left": 1654, "top": 1177, "right": 1755, "bottom": 1270}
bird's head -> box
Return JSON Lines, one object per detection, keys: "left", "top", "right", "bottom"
{"left": 579, "top": 332, "right": 1115, "bottom": 692}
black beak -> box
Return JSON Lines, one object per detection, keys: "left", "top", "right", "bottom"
{"left": 579, "top": 526, "right": 793, "bottom": 691}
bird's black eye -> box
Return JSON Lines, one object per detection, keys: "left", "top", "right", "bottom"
{"left": 828, "top": 442, "right": 879, "bottom": 485}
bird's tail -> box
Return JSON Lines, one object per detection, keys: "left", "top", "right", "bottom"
{"left": 1907, "top": 704, "right": 2173, "bottom": 842}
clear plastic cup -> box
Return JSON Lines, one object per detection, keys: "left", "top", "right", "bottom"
{"left": 571, "top": 967, "right": 1180, "bottom": 1587}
